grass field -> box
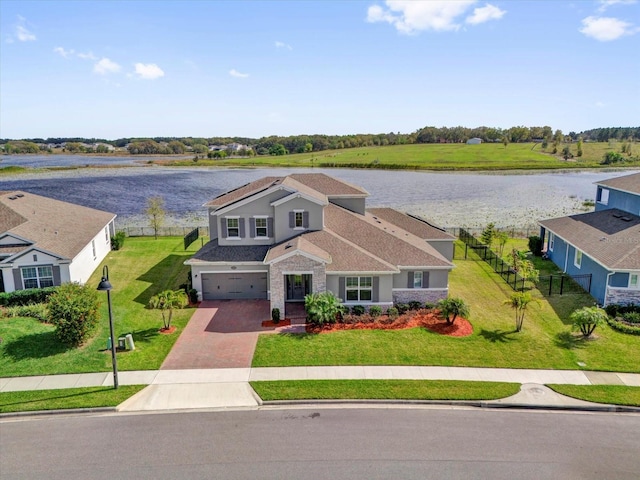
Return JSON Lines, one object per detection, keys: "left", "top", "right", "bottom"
{"left": 548, "top": 385, "right": 640, "bottom": 407}
{"left": 163, "top": 142, "right": 640, "bottom": 171}
{"left": 0, "top": 237, "right": 200, "bottom": 377}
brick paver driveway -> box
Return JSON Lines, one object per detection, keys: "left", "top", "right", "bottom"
{"left": 161, "top": 300, "right": 272, "bottom": 369}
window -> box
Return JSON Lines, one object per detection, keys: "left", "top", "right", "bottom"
{"left": 574, "top": 249, "right": 582, "bottom": 268}
{"left": 630, "top": 274, "right": 639, "bottom": 289}
{"left": 22, "top": 266, "right": 54, "bottom": 289}
{"left": 226, "top": 218, "right": 239, "bottom": 238}
{"left": 346, "top": 276, "right": 372, "bottom": 301}
{"left": 549, "top": 233, "right": 554, "bottom": 252}
{"left": 413, "top": 271, "right": 423, "bottom": 288}
{"left": 255, "top": 218, "right": 267, "bottom": 237}
{"left": 597, "top": 187, "right": 609, "bottom": 205}
{"left": 295, "top": 211, "right": 304, "bottom": 228}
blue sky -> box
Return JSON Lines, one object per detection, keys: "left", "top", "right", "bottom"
{"left": 1, "top": 0, "right": 638, "bottom": 139}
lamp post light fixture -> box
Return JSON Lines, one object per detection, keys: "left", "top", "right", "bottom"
{"left": 97, "top": 265, "right": 118, "bottom": 389}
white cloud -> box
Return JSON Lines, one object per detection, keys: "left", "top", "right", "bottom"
{"left": 53, "top": 46, "right": 74, "bottom": 58}
{"left": 134, "top": 63, "right": 165, "bottom": 80}
{"left": 229, "top": 69, "right": 249, "bottom": 78}
{"left": 465, "top": 4, "right": 506, "bottom": 25}
{"left": 597, "top": 0, "right": 637, "bottom": 13}
{"left": 93, "top": 58, "right": 122, "bottom": 75}
{"left": 580, "top": 16, "right": 636, "bottom": 41}
{"left": 16, "top": 24, "right": 36, "bottom": 42}
{"left": 77, "top": 51, "right": 97, "bottom": 61}
{"left": 366, "top": 0, "right": 477, "bottom": 34}
{"left": 275, "top": 41, "right": 293, "bottom": 50}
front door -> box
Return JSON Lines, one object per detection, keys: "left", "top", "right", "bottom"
{"left": 286, "top": 274, "right": 311, "bottom": 301}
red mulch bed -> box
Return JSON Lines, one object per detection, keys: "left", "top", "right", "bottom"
{"left": 306, "top": 310, "right": 473, "bottom": 337}
{"left": 262, "top": 318, "right": 292, "bottom": 328}
{"left": 159, "top": 326, "right": 177, "bottom": 335}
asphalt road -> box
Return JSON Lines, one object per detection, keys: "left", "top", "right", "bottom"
{"left": 2, "top": 407, "right": 639, "bottom": 479}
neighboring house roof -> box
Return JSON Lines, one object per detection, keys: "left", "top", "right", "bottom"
{"left": 539, "top": 208, "right": 640, "bottom": 270}
{"left": 0, "top": 191, "right": 115, "bottom": 261}
{"left": 367, "top": 208, "right": 454, "bottom": 241}
{"left": 187, "top": 238, "right": 270, "bottom": 264}
{"left": 324, "top": 204, "right": 452, "bottom": 268}
{"left": 595, "top": 172, "right": 640, "bottom": 195}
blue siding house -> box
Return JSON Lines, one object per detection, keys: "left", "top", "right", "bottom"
{"left": 539, "top": 172, "right": 640, "bottom": 306}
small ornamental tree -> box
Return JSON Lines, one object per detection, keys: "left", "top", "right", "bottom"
{"left": 146, "top": 196, "right": 166, "bottom": 240}
{"left": 495, "top": 231, "right": 509, "bottom": 256}
{"left": 304, "top": 292, "right": 342, "bottom": 325}
{"left": 504, "top": 292, "right": 537, "bottom": 332}
{"left": 48, "top": 282, "right": 101, "bottom": 347}
{"left": 437, "top": 297, "right": 470, "bottom": 325}
{"left": 481, "top": 223, "right": 496, "bottom": 247}
{"left": 570, "top": 306, "right": 609, "bottom": 338}
{"left": 148, "top": 289, "right": 188, "bottom": 331}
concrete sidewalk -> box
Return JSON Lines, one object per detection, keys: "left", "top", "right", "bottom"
{"left": 2, "top": 367, "right": 640, "bottom": 412}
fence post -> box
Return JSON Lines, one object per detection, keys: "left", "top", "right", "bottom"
{"left": 560, "top": 275, "right": 565, "bottom": 295}
{"left": 548, "top": 275, "right": 553, "bottom": 296}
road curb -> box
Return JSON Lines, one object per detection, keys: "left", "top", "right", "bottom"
{"left": 0, "top": 407, "right": 117, "bottom": 419}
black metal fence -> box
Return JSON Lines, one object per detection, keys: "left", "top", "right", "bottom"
{"left": 117, "top": 226, "right": 209, "bottom": 238}
{"left": 538, "top": 273, "right": 592, "bottom": 296}
{"left": 458, "top": 228, "right": 527, "bottom": 291}
{"left": 446, "top": 226, "right": 538, "bottom": 240}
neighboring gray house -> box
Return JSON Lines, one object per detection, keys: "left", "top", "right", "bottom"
{"left": 539, "top": 172, "right": 640, "bottom": 306}
{"left": 0, "top": 191, "right": 116, "bottom": 292}
{"left": 466, "top": 138, "right": 482, "bottom": 145}
{"left": 186, "top": 173, "right": 455, "bottom": 313}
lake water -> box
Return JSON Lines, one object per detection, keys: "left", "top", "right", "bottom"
{"left": 0, "top": 156, "right": 636, "bottom": 230}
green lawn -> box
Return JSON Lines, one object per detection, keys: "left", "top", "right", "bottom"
{"left": 251, "top": 380, "right": 520, "bottom": 402}
{"left": 0, "top": 237, "right": 200, "bottom": 377}
{"left": 0, "top": 386, "right": 145, "bottom": 413}
{"left": 163, "top": 142, "right": 640, "bottom": 171}
{"left": 253, "top": 242, "right": 639, "bottom": 372}
{"left": 548, "top": 385, "right": 640, "bottom": 407}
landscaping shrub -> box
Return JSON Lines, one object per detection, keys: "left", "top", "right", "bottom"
{"left": 48, "top": 283, "right": 101, "bottom": 347}
{"left": 408, "top": 301, "right": 423, "bottom": 311}
{"left": 0, "top": 286, "right": 58, "bottom": 307}
{"left": 369, "top": 305, "right": 382, "bottom": 317}
{"left": 395, "top": 303, "right": 410, "bottom": 315}
{"left": 423, "top": 302, "right": 436, "bottom": 310}
{"left": 604, "top": 303, "right": 640, "bottom": 318}
{"left": 304, "top": 292, "right": 342, "bottom": 325}
{"left": 351, "top": 305, "right": 365, "bottom": 316}
{"left": 607, "top": 316, "right": 640, "bottom": 335}
{"left": 387, "top": 307, "right": 399, "bottom": 319}
{"left": 188, "top": 288, "right": 198, "bottom": 304}
{"left": 622, "top": 312, "right": 640, "bottom": 324}
{"left": 271, "top": 308, "right": 280, "bottom": 324}
{"left": 2, "top": 304, "right": 49, "bottom": 323}
{"left": 110, "top": 231, "right": 126, "bottom": 250}
{"left": 528, "top": 235, "right": 543, "bottom": 257}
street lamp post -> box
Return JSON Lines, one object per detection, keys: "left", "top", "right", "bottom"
{"left": 97, "top": 265, "right": 118, "bottom": 389}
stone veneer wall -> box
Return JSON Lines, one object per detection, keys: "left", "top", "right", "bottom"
{"left": 392, "top": 289, "right": 448, "bottom": 305}
{"left": 269, "top": 254, "right": 326, "bottom": 313}
{"left": 605, "top": 287, "right": 640, "bottom": 306}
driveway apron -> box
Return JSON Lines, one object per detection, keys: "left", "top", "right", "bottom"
{"left": 161, "top": 300, "right": 271, "bottom": 369}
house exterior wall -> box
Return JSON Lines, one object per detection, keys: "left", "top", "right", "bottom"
{"left": 392, "top": 269, "right": 449, "bottom": 289}
{"left": 68, "top": 222, "right": 113, "bottom": 284}
{"left": 427, "top": 240, "right": 454, "bottom": 262}
{"left": 609, "top": 272, "right": 629, "bottom": 288}
{"left": 329, "top": 197, "right": 366, "bottom": 215}
{"left": 392, "top": 288, "right": 448, "bottom": 304}
{"left": 269, "top": 254, "right": 326, "bottom": 313}
{"left": 273, "top": 198, "right": 324, "bottom": 243}
{"left": 595, "top": 187, "right": 640, "bottom": 215}
{"left": 326, "top": 274, "right": 394, "bottom": 303}
{"left": 190, "top": 263, "right": 268, "bottom": 298}
{"left": 605, "top": 286, "right": 640, "bottom": 306}
{"left": 208, "top": 207, "right": 218, "bottom": 240}
{"left": 2, "top": 250, "right": 71, "bottom": 292}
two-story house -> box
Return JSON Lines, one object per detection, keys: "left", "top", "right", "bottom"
{"left": 539, "top": 172, "right": 640, "bottom": 306}
{"left": 186, "top": 173, "right": 455, "bottom": 314}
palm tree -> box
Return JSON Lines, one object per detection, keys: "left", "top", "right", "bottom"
{"left": 304, "top": 292, "right": 342, "bottom": 326}
{"left": 437, "top": 297, "right": 470, "bottom": 325}
{"left": 504, "top": 292, "right": 537, "bottom": 332}
{"left": 570, "top": 306, "right": 609, "bottom": 338}
{"left": 148, "top": 289, "right": 188, "bottom": 330}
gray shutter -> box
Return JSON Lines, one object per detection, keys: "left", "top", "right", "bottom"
{"left": 338, "top": 277, "right": 345, "bottom": 301}
{"left": 221, "top": 218, "right": 228, "bottom": 237}
{"left": 267, "top": 218, "right": 274, "bottom": 237}
{"left": 53, "top": 266, "right": 61, "bottom": 286}
{"left": 303, "top": 211, "right": 309, "bottom": 228}
{"left": 372, "top": 277, "right": 379, "bottom": 302}
{"left": 250, "top": 217, "right": 256, "bottom": 237}
{"left": 289, "top": 211, "right": 295, "bottom": 228}
{"left": 407, "top": 271, "right": 414, "bottom": 289}
{"left": 239, "top": 218, "right": 246, "bottom": 238}
{"left": 423, "top": 271, "right": 430, "bottom": 288}
{"left": 13, "top": 268, "right": 22, "bottom": 290}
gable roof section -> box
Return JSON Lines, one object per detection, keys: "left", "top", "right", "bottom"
{"left": 0, "top": 191, "right": 115, "bottom": 261}
{"left": 264, "top": 234, "right": 332, "bottom": 265}
{"left": 205, "top": 176, "right": 282, "bottom": 208}
{"left": 595, "top": 172, "right": 640, "bottom": 195}
{"left": 289, "top": 173, "right": 369, "bottom": 197}
{"left": 324, "top": 204, "right": 452, "bottom": 269}
{"left": 367, "top": 208, "right": 454, "bottom": 241}
{"left": 540, "top": 208, "right": 640, "bottom": 270}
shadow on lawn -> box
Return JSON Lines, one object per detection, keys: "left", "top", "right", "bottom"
{"left": 3, "top": 331, "right": 72, "bottom": 360}
{"left": 554, "top": 331, "right": 588, "bottom": 350}
{"left": 127, "top": 328, "right": 160, "bottom": 344}
{"left": 133, "top": 254, "right": 191, "bottom": 306}
{"left": 478, "top": 328, "right": 516, "bottom": 343}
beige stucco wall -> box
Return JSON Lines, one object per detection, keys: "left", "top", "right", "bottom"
{"left": 392, "top": 269, "right": 449, "bottom": 289}
{"left": 273, "top": 197, "right": 324, "bottom": 243}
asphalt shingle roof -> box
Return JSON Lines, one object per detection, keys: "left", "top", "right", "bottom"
{"left": 596, "top": 172, "right": 640, "bottom": 195}
{"left": 188, "top": 238, "right": 270, "bottom": 263}
{"left": 539, "top": 208, "right": 640, "bottom": 270}
{"left": 367, "top": 208, "right": 454, "bottom": 240}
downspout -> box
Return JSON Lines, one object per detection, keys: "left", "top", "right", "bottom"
{"left": 603, "top": 271, "right": 614, "bottom": 307}
{"left": 563, "top": 245, "right": 569, "bottom": 273}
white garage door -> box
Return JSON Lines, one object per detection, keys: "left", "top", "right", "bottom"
{"left": 201, "top": 272, "right": 268, "bottom": 300}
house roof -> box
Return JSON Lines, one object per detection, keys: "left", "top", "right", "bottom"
{"left": 0, "top": 191, "right": 115, "bottom": 261}
{"left": 539, "top": 208, "right": 640, "bottom": 270}
{"left": 367, "top": 208, "right": 454, "bottom": 240}
{"left": 324, "top": 204, "right": 452, "bottom": 269}
{"left": 289, "top": 173, "right": 369, "bottom": 197}
{"left": 205, "top": 177, "right": 281, "bottom": 208}
{"left": 187, "top": 238, "right": 270, "bottom": 264}
{"left": 595, "top": 172, "right": 640, "bottom": 195}
{"left": 264, "top": 234, "right": 332, "bottom": 264}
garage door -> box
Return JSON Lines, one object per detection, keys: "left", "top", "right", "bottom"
{"left": 201, "top": 272, "right": 268, "bottom": 300}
